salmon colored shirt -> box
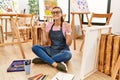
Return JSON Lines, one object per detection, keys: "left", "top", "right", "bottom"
{"left": 46, "top": 22, "right": 72, "bottom": 36}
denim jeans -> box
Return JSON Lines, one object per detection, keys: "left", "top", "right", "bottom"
{"left": 32, "top": 45, "right": 72, "bottom": 65}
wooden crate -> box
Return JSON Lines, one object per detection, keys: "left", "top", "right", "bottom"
{"left": 98, "top": 34, "right": 107, "bottom": 73}
{"left": 104, "top": 34, "right": 114, "bottom": 75}
{"left": 111, "top": 36, "right": 120, "bottom": 73}
{"left": 98, "top": 34, "right": 120, "bottom": 80}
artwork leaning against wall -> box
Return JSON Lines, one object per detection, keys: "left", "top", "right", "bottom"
{"left": 0, "top": 0, "right": 19, "bottom": 13}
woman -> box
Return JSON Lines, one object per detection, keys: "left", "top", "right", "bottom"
{"left": 32, "top": 6, "right": 72, "bottom": 72}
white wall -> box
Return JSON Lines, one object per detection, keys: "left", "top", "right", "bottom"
{"left": 6, "top": 0, "right": 120, "bottom": 33}
{"left": 110, "top": 0, "right": 120, "bottom": 33}
{"left": 18, "top": 0, "right": 29, "bottom": 13}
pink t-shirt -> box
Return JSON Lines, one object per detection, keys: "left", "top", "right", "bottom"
{"left": 46, "top": 22, "right": 72, "bottom": 36}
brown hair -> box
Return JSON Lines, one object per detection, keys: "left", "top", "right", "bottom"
{"left": 52, "top": 6, "right": 64, "bottom": 27}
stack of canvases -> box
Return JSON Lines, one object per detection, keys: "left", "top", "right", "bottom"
{"left": 98, "top": 34, "right": 120, "bottom": 80}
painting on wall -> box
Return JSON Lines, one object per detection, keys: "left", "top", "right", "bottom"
{"left": 44, "top": 0, "right": 57, "bottom": 15}
{"left": 0, "top": 0, "right": 18, "bottom": 13}
{"left": 39, "top": 0, "right": 70, "bottom": 22}
{"left": 71, "top": 0, "right": 89, "bottom": 12}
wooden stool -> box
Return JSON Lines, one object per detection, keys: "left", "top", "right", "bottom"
{"left": 32, "top": 26, "right": 43, "bottom": 45}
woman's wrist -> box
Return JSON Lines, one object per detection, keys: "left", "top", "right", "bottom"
{"left": 66, "top": 31, "right": 71, "bottom": 35}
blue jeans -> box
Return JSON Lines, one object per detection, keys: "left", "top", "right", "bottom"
{"left": 32, "top": 45, "right": 72, "bottom": 65}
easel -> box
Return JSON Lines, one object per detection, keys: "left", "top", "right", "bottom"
{"left": 44, "top": 15, "right": 53, "bottom": 23}
{"left": 0, "top": 14, "right": 25, "bottom": 59}
{"left": 0, "top": 25, "right": 4, "bottom": 45}
{"left": 71, "top": 12, "right": 90, "bottom": 50}
{"left": 0, "top": 17, "right": 10, "bottom": 40}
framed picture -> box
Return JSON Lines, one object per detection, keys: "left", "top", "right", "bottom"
{"left": 38, "top": 0, "right": 70, "bottom": 22}
{"left": 82, "top": 0, "right": 111, "bottom": 25}
{"left": 71, "top": 0, "right": 89, "bottom": 13}
{"left": 0, "top": 0, "right": 19, "bottom": 13}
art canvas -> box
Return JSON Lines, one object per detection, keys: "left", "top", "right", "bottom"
{"left": 44, "top": 0, "right": 57, "bottom": 15}
{"left": 0, "top": 0, "right": 18, "bottom": 13}
{"left": 71, "top": 0, "right": 89, "bottom": 12}
{"left": 39, "top": 0, "right": 70, "bottom": 22}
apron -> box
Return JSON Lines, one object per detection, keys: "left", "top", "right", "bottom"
{"left": 45, "top": 24, "right": 69, "bottom": 56}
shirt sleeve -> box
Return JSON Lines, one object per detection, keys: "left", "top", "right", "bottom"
{"left": 62, "top": 22, "right": 72, "bottom": 36}
{"left": 46, "top": 22, "right": 53, "bottom": 32}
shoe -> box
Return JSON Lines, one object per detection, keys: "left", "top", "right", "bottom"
{"left": 56, "top": 62, "right": 68, "bottom": 72}
{"left": 32, "top": 58, "right": 46, "bottom": 64}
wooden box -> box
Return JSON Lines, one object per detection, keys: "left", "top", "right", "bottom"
{"left": 98, "top": 34, "right": 120, "bottom": 79}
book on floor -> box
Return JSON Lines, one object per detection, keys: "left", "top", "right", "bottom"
{"left": 7, "top": 59, "right": 31, "bottom": 72}
{"left": 51, "top": 72, "right": 74, "bottom": 80}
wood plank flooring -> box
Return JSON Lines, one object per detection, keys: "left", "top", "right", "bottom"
{"left": 0, "top": 38, "right": 111, "bottom": 80}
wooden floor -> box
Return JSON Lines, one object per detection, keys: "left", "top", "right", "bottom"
{"left": 0, "top": 37, "right": 111, "bottom": 80}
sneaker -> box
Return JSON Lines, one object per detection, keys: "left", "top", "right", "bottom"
{"left": 56, "top": 62, "right": 68, "bottom": 72}
{"left": 32, "top": 58, "right": 46, "bottom": 64}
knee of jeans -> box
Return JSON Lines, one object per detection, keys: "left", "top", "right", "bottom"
{"left": 65, "top": 51, "right": 72, "bottom": 60}
{"left": 32, "top": 45, "right": 39, "bottom": 52}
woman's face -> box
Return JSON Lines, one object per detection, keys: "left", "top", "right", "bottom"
{"left": 51, "top": 8, "right": 62, "bottom": 20}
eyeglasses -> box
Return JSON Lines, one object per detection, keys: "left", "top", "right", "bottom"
{"left": 51, "top": 11, "right": 61, "bottom": 14}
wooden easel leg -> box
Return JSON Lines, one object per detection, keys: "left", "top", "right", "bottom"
{"left": 0, "top": 25, "right": 4, "bottom": 46}
{"left": 71, "top": 14, "right": 76, "bottom": 50}
{"left": 11, "top": 17, "right": 25, "bottom": 59}
{"left": 10, "top": 18, "right": 16, "bottom": 44}
{"left": 80, "top": 38, "right": 84, "bottom": 52}
{"left": 79, "top": 14, "right": 84, "bottom": 38}
{"left": 79, "top": 14, "right": 84, "bottom": 52}
{"left": 5, "top": 19, "right": 7, "bottom": 40}
{"left": 85, "top": 14, "right": 91, "bottom": 27}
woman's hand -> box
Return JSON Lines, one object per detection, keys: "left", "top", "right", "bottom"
{"left": 40, "top": 22, "right": 51, "bottom": 46}
{"left": 64, "top": 22, "right": 71, "bottom": 33}
{"left": 41, "top": 23, "right": 46, "bottom": 30}
{"left": 64, "top": 22, "right": 72, "bottom": 46}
